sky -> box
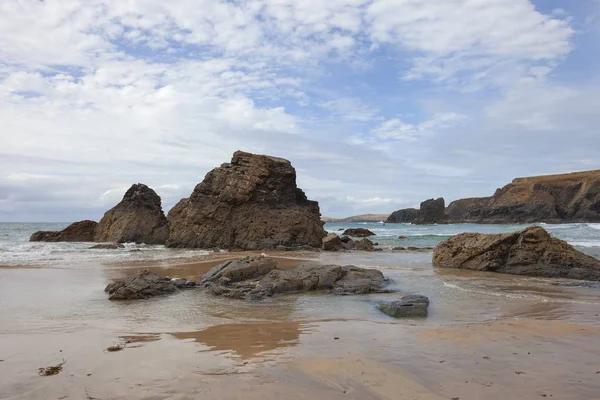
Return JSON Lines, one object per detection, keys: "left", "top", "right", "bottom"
{"left": 1, "top": 0, "right": 600, "bottom": 221}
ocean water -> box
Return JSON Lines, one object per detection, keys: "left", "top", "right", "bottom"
{"left": 2, "top": 221, "right": 600, "bottom": 266}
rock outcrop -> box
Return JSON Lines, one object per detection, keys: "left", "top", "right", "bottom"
{"left": 200, "top": 256, "right": 387, "bottom": 299}
{"left": 377, "top": 295, "right": 430, "bottom": 318}
{"left": 342, "top": 228, "right": 375, "bottom": 237}
{"left": 447, "top": 170, "right": 600, "bottom": 223}
{"left": 105, "top": 270, "right": 198, "bottom": 300}
{"left": 433, "top": 226, "right": 600, "bottom": 280}
{"left": 322, "top": 233, "right": 344, "bottom": 251}
{"left": 413, "top": 198, "right": 448, "bottom": 224}
{"left": 30, "top": 220, "right": 98, "bottom": 242}
{"left": 94, "top": 184, "right": 169, "bottom": 244}
{"left": 167, "top": 151, "right": 326, "bottom": 250}
{"left": 386, "top": 208, "right": 419, "bottom": 223}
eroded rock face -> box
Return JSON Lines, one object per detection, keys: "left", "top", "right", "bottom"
{"left": 94, "top": 184, "right": 169, "bottom": 244}
{"left": 200, "top": 256, "right": 387, "bottom": 299}
{"left": 342, "top": 228, "right": 375, "bottom": 237}
{"left": 167, "top": 151, "right": 326, "bottom": 250}
{"left": 414, "top": 198, "right": 448, "bottom": 224}
{"left": 105, "top": 270, "right": 197, "bottom": 300}
{"left": 30, "top": 220, "right": 98, "bottom": 242}
{"left": 446, "top": 170, "right": 600, "bottom": 223}
{"left": 386, "top": 208, "right": 419, "bottom": 223}
{"left": 377, "top": 295, "right": 430, "bottom": 318}
{"left": 433, "top": 226, "right": 600, "bottom": 280}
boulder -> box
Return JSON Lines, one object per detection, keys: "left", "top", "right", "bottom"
{"left": 94, "top": 184, "right": 169, "bottom": 244}
{"left": 200, "top": 256, "right": 387, "bottom": 300}
{"left": 105, "top": 270, "right": 197, "bottom": 300}
{"left": 413, "top": 198, "right": 448, "bottom": 224}
{"left": 30, "top": 220, "right": 98, "bottom": 242}
{"left": 377, "top": 295, "right": 430, "bottom": 318}
{"left": 340, "top": 236, "right": 356, "bottom": 250}
{"left": 166, "top": 151, "right": 326, "bottom": 250}
{"left": 355, "top": 238, "right": 375, "bottom": 251}
{"left": 322, "top": 233, "right": 344, "bottom": 251}
{"left": 386, "top": 208, "right": 419, "bottom": 223}
{"left": 433, "top": 226, "right": 600, "bottom": 280}
{"left": 89, "top": 243, "right": 124, "bottom": 249}
{"left": 342, "top": 228, "right": 375, "bottom": 237}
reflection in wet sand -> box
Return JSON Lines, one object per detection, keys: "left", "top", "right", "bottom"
{"left": 172, "top": 321, "right": 313, "bottom": 359}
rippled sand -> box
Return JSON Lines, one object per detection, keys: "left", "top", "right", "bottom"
{"left": 1, "top": 251, "right": 600, "bottom": 399}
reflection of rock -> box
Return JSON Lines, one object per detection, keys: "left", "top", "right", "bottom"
{"left": 94, "top": 183, "right": 169, "bottom": 244}
{"left": 342, "top": 228, "right": 375, "bottom": 237}
{"left": 377, "top": 295, "right": 430, "bottom": 318}
{"left": 171, "top": 322, "right": 305, "bottom": 359}
{"left": 30, "top": 220, "right": 97, "bottom": 242}
{"left": 167, "top": 151, "right": 326, "bottom": 250}
{"left": 201, "top": 256, "right": 387, "bottom": 299}
{"left": 105, "top": 270, "right": 197, "bottom": 300}
{"left": 433, "top": 226, "right": 600, "bottom": 280}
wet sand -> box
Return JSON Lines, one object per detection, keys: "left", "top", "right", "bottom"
{"left": 1, "top": 251, "right": 600, "bottom": 399}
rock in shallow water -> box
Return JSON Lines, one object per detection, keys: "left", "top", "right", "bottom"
{"left": 105, "top": 270, "right": 197, "bottom": 300}
{"left": 30, "top": 220, "right": 98, "bottom": 242}
{"left": 342, "top": 228, "right": 375, "bottom": 237}
{"left": 200, "top": 256, "right": 387, "bottom": 300}
{"left": 377, "top": 295, "right": 430, "bottom": 318}
{"left": 433, "top": 226, "right": 600, "bottom": 281}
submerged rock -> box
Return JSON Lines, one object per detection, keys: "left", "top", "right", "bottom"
{"left": 377, "top": 295, "right": 430, "bottom": 318}
{"left": 433, "top": 226, "right": 600, "bottom": 280}
{"left": 200, "top": 256, "right": 387, "bottom": 300}
{"left": 342, "top": 228, "right": 375, "bottom": 237}
{"left": 94, "top": 184, "right": 169, "bottom": 244}
{"left": 322, "top": 233, "right": 344, "bottom": 251}
{"left": 105, "top": 270, "right": 197, "bottom": 300}
{"left": 30, "top": 220, "right": 98, "bottom": 242}
{"left": 167, "top": 151, "right": 326, "bottom": 250}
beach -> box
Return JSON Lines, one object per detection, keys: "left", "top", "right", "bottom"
{"left": 2, "top": 223, "right": 600, "bottom": 399}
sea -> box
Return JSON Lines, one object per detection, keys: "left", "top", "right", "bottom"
{"left": 2, "top": 221, "right": 600, "bottom": 266}
{"left": 2, "top": 222, "right": 600, "bottom": 399}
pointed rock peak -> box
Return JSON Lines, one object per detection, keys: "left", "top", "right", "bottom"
{"left": 121, "top": 183, "right": 162, "bottom": 208}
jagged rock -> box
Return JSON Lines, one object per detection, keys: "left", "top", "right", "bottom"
{"left": 413, "top": 198, "right": 448, "bottom": 224}
{"left": 355, "top": 238, "right": 375, "bottom": 251}
{"left": 30, "top": 220, "right": 97, "bottom": 242}
{"left": 200, "top": 256, "right": 387, "bottom": 299}
{"left": 377, "top": 295, "right": 430, "bottom": 318}
{"left": 433, "top": 226, "right": 600, "bottom": 280}
{"left": 94, "top": 184, "right": 169, "bottom": 244}
{"left": 322, "top": 233, "right": 344, "bottom": 251}
{"left": 167, "top": 151, "right": 326, "bottom": 250}
{"left": 342, "top": 228, "right": 375, "bottom": 237}
{"left": 386, "top": 208, "right": 419, "bottom": 223}
{"left": 105, "top": 270, "right": 197, "bottom": 300}
{"left": 89, "top": 243, "right": 124, "bottom": 249}
{"left": 446, "top": 170, "right": 600, "bottom": 223}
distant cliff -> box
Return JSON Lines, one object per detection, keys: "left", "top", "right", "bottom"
{"left": 322, "top": 214, "right": 390, "bottom": 223}
{"left": 387, "top": 170, "right": 600, "bottom": 224}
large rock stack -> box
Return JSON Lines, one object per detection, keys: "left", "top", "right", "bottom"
{"left": 166, "top": 151, "right": 326, "bottom": 250}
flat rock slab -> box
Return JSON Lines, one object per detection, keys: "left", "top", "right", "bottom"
{"left": 105, "top": 270, "right": 197, "bottom": 300}
{"left": 201, "top": 255, "right": 387, "bottom": 300}
{"left": 377, "top": 295, "right": 430, "bottom": 318}
{"left": 342, "top": 228, "right": 375, "bottom": 237}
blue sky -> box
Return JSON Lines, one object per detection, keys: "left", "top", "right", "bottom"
{"left": 1, "top": 0, "right": 599, "bottom": 221}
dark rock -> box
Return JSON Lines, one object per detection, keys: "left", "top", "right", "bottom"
{"left": 30, "top": 220, "right": 97, "bottom": 242}
{"left": 446, "top": 170, "right": 600, "bottom": 223}
{"left": 413, "top": 198, "right": 448, "bottom": 224}
{"left": 433, "top": 226, "right": 600, "bottom": 280}
{"left": 166, "top": 151, "right": 326, "bottom": 250}
{"left": 105, "top": 270, "right": 197, "bottom": 300}
{"left": 322, "top": 233, "right": 344, "bottom": 251}
{"left": 339, "top": 235, "right": 355, "bottom": 250}
{"left": 355, "top": 238, "right": 375, "bottom": 251}
{"left": 393, "top": 246, "right": 407, "bottom": 251}
{"left": 398, "top": 235, "right": 408, "bottom": 239}
{"left": 386, "top": 208, "right": 419, "bottom": 223}
{"left": 89, "top": 243, "right": 125, "bottom": 249}
{"left": 342, "top": 228, "right": 375, "bottom": 237}
{"left": 200, "top": 256, "right": 386, "bottom": 300}
{"left": 377, "top": 295, "right": 430, "bottom": 318}
{"left": 94, "top": 184, "right": 169, "bottom": 244}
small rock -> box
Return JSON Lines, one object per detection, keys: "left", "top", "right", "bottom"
{"left": 377, "top": 295, "right": 430, "bottom": 318}
{"left": 89, "top": 243, "right": 124, "bottom": 249}
{"left": 341, "top": 228, "right": 375, "bottom": 237}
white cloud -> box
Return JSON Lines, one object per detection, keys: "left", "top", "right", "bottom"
{"left": 371, "top": 113, "right": 465, "bottom": 141}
